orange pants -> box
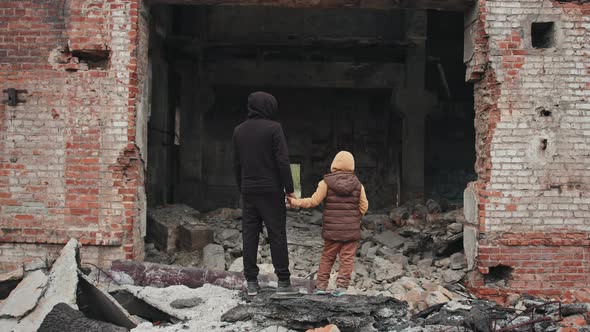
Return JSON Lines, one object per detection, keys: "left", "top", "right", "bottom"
{"left": 316, "top": 239, "right": 358, "bottom": 290}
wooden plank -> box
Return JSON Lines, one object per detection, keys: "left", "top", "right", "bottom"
{"left": 147, "top": 0, "right": 474, "bottom": 11}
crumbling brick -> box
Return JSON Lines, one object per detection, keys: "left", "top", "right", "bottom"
{"left": 467, "top": 0, "right": 590, "bottom": 297}
{"left": 0, "top": 0, "right": 148, "bottom": 270}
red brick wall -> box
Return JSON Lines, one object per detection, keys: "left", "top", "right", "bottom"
{"left": 0, "top": 0, "right": 146, "bottom": 272}
{"left": 467, "top": 0, "right": 590, "bottom": 298}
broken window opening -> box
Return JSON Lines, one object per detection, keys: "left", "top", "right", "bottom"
{"left": 531, "top": 22, "right": 556, "bottom": 49}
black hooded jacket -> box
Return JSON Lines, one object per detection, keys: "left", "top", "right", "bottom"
{"left": 233, "top": 92, "right": 294, "bottom": 194}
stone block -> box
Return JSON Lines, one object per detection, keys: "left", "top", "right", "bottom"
{"left": 202, "top": 244, "right": 225, "bottom": 270}
{"left": 177, "top": 225, "right": 214, "bottom": 252}
{"left": 147, "top": 216, "right": 180, "bottom": 253}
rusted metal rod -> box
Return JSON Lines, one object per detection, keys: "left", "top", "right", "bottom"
{"left": 496, "top": 316, "right": 552, "bottom": 332}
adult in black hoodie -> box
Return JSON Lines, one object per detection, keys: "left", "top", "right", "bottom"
{"left": 233, "top": 91, "right": 297, "bottom": 295}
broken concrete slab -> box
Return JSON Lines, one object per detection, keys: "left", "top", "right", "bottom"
{"left": 5, "top": 238, "right": 81, "bottom": 331}
{"left": 372, "top": 230, "right": 406, "bottom": 249}
{"left": 373, "top": 257, "right": 404, "bottom": 282}
{"left": 110, "top": 289, "right": 176, "bottom": 323}
{"left": 24, "top": 258, "right": 49, "bottom": 272}
{"left": 77, "top": 272, "right": 138, "bottom": 329}
{"left": 0, "top": 268, "right": 24, "bottom": 300}
{"left": 0, "top": 270, "right": 48, "bottom": 318}
{"left": 202, "top": 243, "right": 226, "bottom": 270}
{"left": 38, "top": 303, "right": 128, "bottom": 332}
{"left": 221, "top": 289, "right": 408, "bottom": 331}
{"left": 177, "top": 224, "right": 214, "bottom": 252}
{"left": 123, "top": 285, "right": 195, "bottom": 321}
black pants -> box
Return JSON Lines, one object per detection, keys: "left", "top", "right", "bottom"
{"left": 241, "top": 192, "right": 290, "bottom": 282}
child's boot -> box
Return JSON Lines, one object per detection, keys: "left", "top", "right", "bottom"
{"left": 314, "top": 288, "right": 328, "bottom": 295}
{"left": 331, "top": 287, "right": 347, "bottom": 297}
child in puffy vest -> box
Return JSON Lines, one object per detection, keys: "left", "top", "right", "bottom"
{"left": 288, "top": 151, "right": 368, "bottom": 296}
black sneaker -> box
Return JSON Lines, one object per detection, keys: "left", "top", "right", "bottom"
{"left": 247, "top": 281, "right": 260, "bottom": 296}
{"left": 276, "top": 280, "right": 299, "bottom": 296}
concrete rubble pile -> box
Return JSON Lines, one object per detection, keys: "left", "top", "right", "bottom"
{"left": 0, "top": 223, "right": 588, "bottom": 331}
{"left": 88, "top": 266, "right": 590, "bottom": 332}
{"left": 0, "top": 239, "right": 138, "bottom": 332}
{"left": 145, "top": 201, "right": 471, "bottom": 312}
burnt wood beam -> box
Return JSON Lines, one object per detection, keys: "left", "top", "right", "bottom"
{"left": 166, "top": 36, "right": 415, "bottom": 49}
{"left": 203, "top": 59, "right": 405, "bottom": 88}
{"left": 146, "top": 0, "right": 474, "bottom": 11}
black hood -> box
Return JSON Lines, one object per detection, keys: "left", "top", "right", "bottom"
{"left": 247, "top": 91, "right": 278, "bottom": 119}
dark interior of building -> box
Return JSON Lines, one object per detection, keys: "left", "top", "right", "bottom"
{"left": 146, "top": 5, "right": 475, "bottom": 213}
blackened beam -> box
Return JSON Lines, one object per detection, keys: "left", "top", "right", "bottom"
{"left": 111, "top": 260, "right": 314, "bottom": 292}
{"left": 146, "top": 0, "right": 474, "bottom": 11}
{"left": 203, "top": 60, "right": 405, "bottom": 88}
{"left": 166, "top": 36, "right": 415, "bottom": 49}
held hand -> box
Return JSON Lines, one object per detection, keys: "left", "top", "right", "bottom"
{"left": 286, "top": 196, "right": 297, "bottom": 208}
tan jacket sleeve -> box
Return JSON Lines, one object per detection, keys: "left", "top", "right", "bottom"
{"left": 291, "top": 180, "right": 328, "bottom": 208}
{"left": 359, "top": 185, "right": 369, "bottom": 215}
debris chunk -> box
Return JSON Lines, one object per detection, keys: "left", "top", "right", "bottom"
{"left": 170, "top": 297, "right": 203, "bottom": 309}
{"left": 38, "top": 303, "right": 128, "bottom": 332}
{"left": 372, "top": 230, "right": 406, "bottom": 249}
{"left": 221, "top": 289, "right": 408, "bottom": 331}
{"left": 202, "top": 244, "right": 226, "bottom": 270}
{"left": 0, "top": 270, "right": 48, "bottom": 318}
{"left": 178, "top": 225, "right": 214, "bottom": 252}
{"left": 2, "top": 239, "right": 81, "bottom": 331}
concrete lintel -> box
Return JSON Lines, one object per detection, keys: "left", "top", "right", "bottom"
{"left": 147, "top": 0, "right": 474, "bottom": 11}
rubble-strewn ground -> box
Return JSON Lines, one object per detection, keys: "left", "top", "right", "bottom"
{"left": 146, "top": 202, "right": 472, "bottom": 312}
{"left": 129, "top": 284, "right": 255, "bottom": 332}
{"left": 2, "top": 205, "right": 590, "bottom": 331}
